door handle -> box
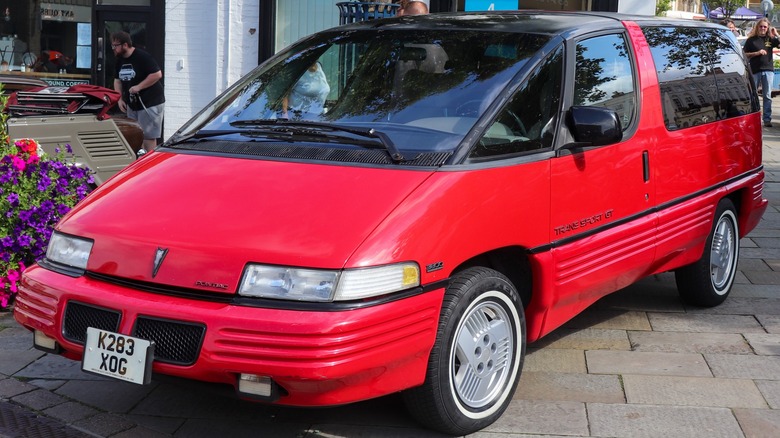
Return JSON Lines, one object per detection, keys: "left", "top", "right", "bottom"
{"left": 642, "top": 150, "right": 650, "bottom": 182}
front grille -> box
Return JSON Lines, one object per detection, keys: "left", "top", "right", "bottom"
{"left": 62, "top": 302, "right": 121, "bottom": 344}
{"left": 134, "top": 317, "right": 205, "bottom": 366}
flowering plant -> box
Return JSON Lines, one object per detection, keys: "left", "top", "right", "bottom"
{"left": 0, "top": 106, "right": 94, "bottom": 309}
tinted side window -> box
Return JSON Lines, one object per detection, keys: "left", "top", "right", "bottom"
{"left": 710, "top": 31, "right": 758, "bottom": 118}
{"left": 644, "top": 26, "right": 753, "bottom": 130}
{"left": 573, "top": 34, "right": 636, "bottom": 131}
{"left": 470, "top": 47, "right": 563, "bottom": 159}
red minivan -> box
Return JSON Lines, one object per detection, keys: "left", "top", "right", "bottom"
{"left": 14, "top": 11, "right": 767, "bottom": 435}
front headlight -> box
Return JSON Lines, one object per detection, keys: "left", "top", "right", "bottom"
{"left": 238, "top": 262, "right": 420, "bottom": 302}
{"left": 46, "top": 232, "right": 93, "bottom": 270}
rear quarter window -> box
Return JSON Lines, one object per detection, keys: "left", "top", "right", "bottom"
{"left": 643, "top": 26, "right": 757, "bottom": 130}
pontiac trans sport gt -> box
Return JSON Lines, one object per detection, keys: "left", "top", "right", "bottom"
{"left": 14, "top": 11, "right": 767, "bottom": 435}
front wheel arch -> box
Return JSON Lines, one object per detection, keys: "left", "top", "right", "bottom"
{"left": 403, "top": 266, "right": 526, "bottom": 435}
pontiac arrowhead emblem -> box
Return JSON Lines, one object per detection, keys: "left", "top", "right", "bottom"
{"left": 152, "top": 247, "right": 169, "bottom": 278}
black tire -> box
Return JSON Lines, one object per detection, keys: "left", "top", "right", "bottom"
{"left": 675, "top": 198, "right": 739, "bottom": 307}
{"left": 403, "top": 267, "right": 525, "bottom": 435}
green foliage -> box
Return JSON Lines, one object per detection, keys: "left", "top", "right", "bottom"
{"left": 705, "top": 0, "right": 748, "bottom": 18}
{"left": 656, "top": 0, "right": 672, "bottom": 17}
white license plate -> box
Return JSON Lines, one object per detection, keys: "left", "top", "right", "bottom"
{"left": 82, "top": 327, "right": 154, "bottom": 385}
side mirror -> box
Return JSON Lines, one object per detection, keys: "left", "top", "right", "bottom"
{"left": 564, "top": 106, "right": 622, "bottom": 148}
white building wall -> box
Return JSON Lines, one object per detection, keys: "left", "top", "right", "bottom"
{"left": 618, "top": 0, "right": 655, "bottom": 15}
{"left": 164, "top": 0, "right": 260, "bottom": 138}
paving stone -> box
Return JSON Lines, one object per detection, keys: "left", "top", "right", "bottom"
{"left": 748, "top": 229, "right": 780, "bottom": 238}
{"left": 55, "top": 378, "right": 158, "bottom": 414}
{"left": 758, "top": 315, "right": 780, "bottom": 333}
{"left": 11, "top": 388, "right": 67, "bottom": 411}
{"left": 307, "top": 424, "right": 445, "bottom": 438}
{"left": 623, "top": 375, "right": 767, "bottom": 408}
{"left": 0, "top": 349, "right": 45, "bottom": 377}
{"left": 530, "top": 328, "right": 630, "bottom": 351}
{"left": 112, "top": 425, "right": 175, "bottom": 438}
{"left": 126, "top": 414, "right": 185, "bottom": 435}
{"left": 515, "top": 371, "right": 625, "bottom": 403}
{"left": 684, "top": 297, "right": 780, "bottom": 315}
{"left": 589, "top": 403, "right": 743, "bottom": 438}
{"left": 735, "top": 271, "right": 750, "bottom": 284}
{"left": 751, "top": 237, "right": 780, "bottom": 249}
{"left": 648, "top": 312, "right": 766, "bottom": 333}
{"left": 13, "top": 353, "right": 107, "bottom": 381}
{"left": 733, "top": 408, "right": 780, "bottom": 438}
{"left": 586, "top": 350, "right": 712, "bottom": 377}
{"left": 483, "top": 400, "right": 588, "bottom": 436}
{"left": 756, "top": 380, "right": 780, "bottom": 409}
{"left": 28, "top": 378, "right": 67, "bottom": 391}
{"left": 628, "top": 331, "right": 753, "bottom": 354}
{"left": 130, "top": 381, "right": 294, "bottom": 421}
{"left": 706, "top": 354, "right": 780, "bottom": 380}
{"left": 174, "top": 418, "right": 318, "bottom": 438}
{"left": 738, "top": 258, "right": 772, "bottom": 271}
{"left": 730, "top": 284, "right": 780, "bottom": 298}
{"left": 72, "top": 412, "right": 137, "bottom": 437}
{"left": 741, "top": 238, "right": 758, "bottom": 248}
{"left": 523, "top": 348, "right": 586, "bottom": 373}
{"left": 744, "top": 333, "right": 780, "bottom": 355}
{"left": 0, "top": 377, "right": 36, "bottom": 398}
{"left": 741, "top": 246, "right": 780, "bottom": 259}
{"left": 43, "top": 401, "right": 99, "bottom": 423}
{"left": 562, "top": 310, "right": 651, "bottom": 331}
{"left": 471, "top": 433, "right": 577, "bottom": 438}
{"left": 766, "top": 259, "right": 780, "bottom": 271}
{"left": 0, "top": 326, "right": 36, "bottom": 351}
{"left": 743, "top": 270, "right": 780, "bottom": 285}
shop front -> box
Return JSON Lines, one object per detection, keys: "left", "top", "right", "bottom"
{"left": 0, "top": 0, "right": 163, "bottom": 90}
{"left": 0, "top": 1, "right": 92, "bottom": 86}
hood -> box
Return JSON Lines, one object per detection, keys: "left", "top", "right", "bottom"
{"left": 57, "top": 151, "right": 434, "bottom": 294}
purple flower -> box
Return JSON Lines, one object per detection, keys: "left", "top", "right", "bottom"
{"left": 2, "top": 139, "right": 95, "bottom": 309}
{"left": 37, "top": 175, "right": 51, "bottom": 191}
{"left": 17, "top": 234, "right": 32, "bottom": 248}
{"left": 65, "top": 144, "right": 73, "bottom": 154}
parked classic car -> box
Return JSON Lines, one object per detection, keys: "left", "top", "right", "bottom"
{"left": 1, "top": 77, "right": 143, "bottom": 184}
{"left": 14, "top": 11, "right": 767, "bottom": 435}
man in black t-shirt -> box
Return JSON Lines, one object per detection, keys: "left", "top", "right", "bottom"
{"left": 744, "top": 18, "right": 780, "bottom": 127}
{"left": 112, "top": 31, "right": 165, "bottom": 151}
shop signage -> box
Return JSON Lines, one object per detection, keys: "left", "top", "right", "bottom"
{"left": 464, "top": 0, "right": 517, "bottom": 11}
{"left": 41, "top": 78, "right": 90, "bottom": 87}
{"left": 41, "top": 3, "right": 91, "bottom": 23}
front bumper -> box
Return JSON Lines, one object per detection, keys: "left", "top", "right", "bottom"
{"left": 13, "top": 265, "right": 443, "bottom": 406}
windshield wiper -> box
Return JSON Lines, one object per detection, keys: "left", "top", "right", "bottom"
{"left": 167, "top": 129, "right": 252, "bottom": 145}
{"left": 231, "top": 119, "right": 408, "bottom": 163}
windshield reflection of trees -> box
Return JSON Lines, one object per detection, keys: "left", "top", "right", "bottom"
{"left": 228, "top": 31, "right": 548, "bottom": 125}
{"left": 326, "top": 32, "right": 547, "bottom": 122}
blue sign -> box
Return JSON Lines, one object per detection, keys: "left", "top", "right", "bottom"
{"left": 465, "top": 0, "right": 517, "bottom": 11}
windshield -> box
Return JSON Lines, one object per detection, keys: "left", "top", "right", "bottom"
{"left": 174, "top": 29, "right": 549, "bottom": 156}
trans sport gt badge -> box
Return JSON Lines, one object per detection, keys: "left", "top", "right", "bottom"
{"left": 152, "top": 247, "right": 168, "bottom": 278}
